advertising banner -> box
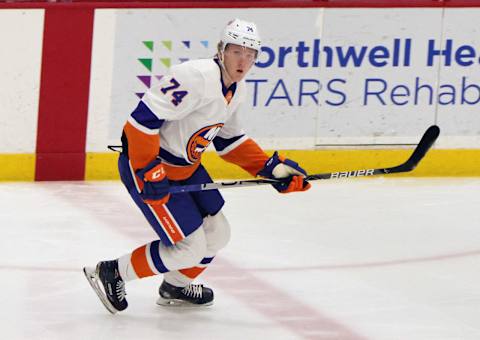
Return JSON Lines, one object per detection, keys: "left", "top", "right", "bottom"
{"left": 0, "top": 10, "right": 44, "bottom": 153}
{"left": 87, "top": 7, "right": 480, "bottom": 151}
{"left": 436, "top": 9, "right": 480, "bottom": 146}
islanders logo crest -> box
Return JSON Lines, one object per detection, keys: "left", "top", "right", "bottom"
{"left": 187, "top": 124, "right": 224, "bottom": 163}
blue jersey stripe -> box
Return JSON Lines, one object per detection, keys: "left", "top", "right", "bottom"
{"left": 200, "top": 256, "right": 214, "bottom": 265}
{"left": 160, "top": 148, "right": 191, "bottom": 166}
{"left": 131, "top": 101, "right": 164, "bottom": 130}
{"left": 213, "top": 134, "right": 245, "bottom": 152}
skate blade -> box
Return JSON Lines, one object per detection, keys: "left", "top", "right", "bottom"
{"left": 83, "top": 266, "right": 118, "bottom": 314}
{"left": 156, "top": 296, "right": 213, "bottom": 307}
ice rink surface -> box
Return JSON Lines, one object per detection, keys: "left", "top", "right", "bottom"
{"left": 1, "top": 178, "right": 479, "bottom": 340}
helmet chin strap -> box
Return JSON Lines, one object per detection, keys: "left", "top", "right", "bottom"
{"left": 218, "top": 51, "right": 234, "bottom": 87}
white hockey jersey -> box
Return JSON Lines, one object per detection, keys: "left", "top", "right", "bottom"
{"left": 125, "top": 58, "right": 269, "bottom": 181}
{"left": 129, "top": 59, "right": 248, "bottom": 160}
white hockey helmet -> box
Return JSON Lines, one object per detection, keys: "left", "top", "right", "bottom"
{"left": 220, "top": 19, "right": 261, "bottom": 53}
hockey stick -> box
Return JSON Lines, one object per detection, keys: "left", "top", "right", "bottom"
{"left": 169, "top": 125, "right": 440, "bottom": 194}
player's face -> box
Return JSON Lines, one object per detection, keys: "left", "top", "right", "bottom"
{"left": 223, "top": 44, "right": 257, "bottom": 82}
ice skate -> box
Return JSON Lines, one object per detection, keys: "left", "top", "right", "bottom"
{"left": 83, "top": 260, "right": 128, "bottom": 314}
{"left": 157, "top": 280, "right": 214, "bottom": 307}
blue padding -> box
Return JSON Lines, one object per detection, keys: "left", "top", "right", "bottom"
{"left": 213, "top": 134, "right": 245, "bottom": 152}
{"left": 118, "top": 153, "right": 176, "bottom": 245}
{"left": 118, "top": 154, "right": 224, "bottom": 246}
{"left": 179, "top": 165, "right": 225, "bottom": 218}
{"left": 131, "top": 101, "right": 164, "bottom": 130}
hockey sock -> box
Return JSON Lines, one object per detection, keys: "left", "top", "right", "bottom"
{"left": 117, "top": 240, "right": 169, "bottom": 281}
{"left": 163, "top": 256, "right": 214, "bottom": 287}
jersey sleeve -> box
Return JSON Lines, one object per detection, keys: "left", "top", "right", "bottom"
{"left": 214, "top": 108, "right": 269, "bottom": 177}
{"left": 123, "top": 64, "right": 205, "bottom": 171}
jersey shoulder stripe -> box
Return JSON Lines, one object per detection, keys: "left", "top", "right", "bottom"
{"left": 130, "top": 101, "right": 165, "bottom": 131}
{"left": 213, "top": 134, "right": 246, "bottom": 153}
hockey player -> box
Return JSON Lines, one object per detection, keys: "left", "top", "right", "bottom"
{"left": 84, "top": 19, "right": 311, "bottom": 313}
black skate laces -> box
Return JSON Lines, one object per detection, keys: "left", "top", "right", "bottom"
{"left": 182, "top": 284, "right": 203, "bottom": 298}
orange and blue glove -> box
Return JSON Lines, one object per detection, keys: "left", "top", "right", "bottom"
{"left": 257, "top": 151, "right": 311, "bottom": 193}
{"left": 136, "top": 158, "right": 170, "bottom": 205}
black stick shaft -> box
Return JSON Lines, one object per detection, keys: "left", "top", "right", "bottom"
{"left": 168, "top": 125, "right": 440, "bottom": 193}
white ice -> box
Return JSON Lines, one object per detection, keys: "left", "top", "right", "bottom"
{"left": 1, "top": 178, "right": 479, "bottom": 340}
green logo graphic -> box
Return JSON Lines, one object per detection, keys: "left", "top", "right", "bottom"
{"left": 135, "top": 39, "right": 210, "bottom": 99}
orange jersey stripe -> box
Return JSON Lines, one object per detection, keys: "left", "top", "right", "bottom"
{"left": 163, "top": 162, "right": 200, "bottom": 181}
{"left": 179, "top": 266, "right": 207, "bottom": 279}
{"left": 125, "top": 121, "right": 200, "bottom": 181}
{"left": 220, "top": 138, "right": 269, "bottom": 177}
{"left": 124, "top": 121, "right": 159, "bottom": 171}
{"left": 131, "top": 245, "right": 156, "bottom": 278}
{"left": 150, "top": 204, "right": 185, "bottom": 244}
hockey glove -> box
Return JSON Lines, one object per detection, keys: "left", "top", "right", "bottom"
{"left": 257, "top": 151, "right": 311, "bottom": 193}
{"left": 136, "top": 158, "right": 170, "bottom": 205}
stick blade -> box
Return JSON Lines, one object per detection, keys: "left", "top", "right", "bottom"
{"left": 387, "top": 125, "right": 440, "bottom": 173}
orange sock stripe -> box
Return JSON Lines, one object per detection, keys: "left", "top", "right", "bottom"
{"left": 131, "top": 245, "right": 156, "bottom": 278}
{"left": 150, "top": 204, "right": 185, "bottom": 244}
{"left": 179, "top": 266, "right": 207, "bottom": 279}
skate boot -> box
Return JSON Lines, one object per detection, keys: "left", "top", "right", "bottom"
{"left": 157, "top": 280, "right": 214, "bottom": 306}
{"left": 83, "top": 260, "right": 128, "bottom": 314}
